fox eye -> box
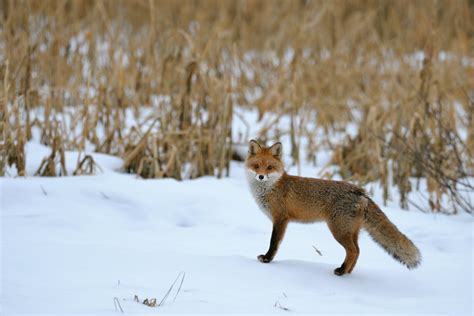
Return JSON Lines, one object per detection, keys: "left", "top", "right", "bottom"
{"left": 254, "top": 164, "right": 259, "bottom": 169}
{"left": 267, "top": 166, "right": 273, "bottom": 171}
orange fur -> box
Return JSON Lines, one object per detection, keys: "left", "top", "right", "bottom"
{"left": 246, "top": 140, "right": 421, "bottom": 276}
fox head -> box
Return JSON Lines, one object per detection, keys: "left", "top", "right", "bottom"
{"left": 245, "top": 140, "right": 284, "bottom": 183}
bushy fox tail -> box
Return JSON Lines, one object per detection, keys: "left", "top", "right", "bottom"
{"left": 363, "top": 198, "right": 421, "bottom": 269}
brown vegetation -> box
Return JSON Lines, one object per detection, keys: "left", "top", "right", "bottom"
{"left": 1, "top": 0, "right": 473, "bottom": 213}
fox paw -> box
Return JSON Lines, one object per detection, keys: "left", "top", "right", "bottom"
{"left": 257, "top": 254, "right": 272, "bottom": 263}
{"left": 334, "top": 267, "right": 346, "bottom": 276}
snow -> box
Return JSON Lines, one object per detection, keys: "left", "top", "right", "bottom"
{"left": 1, "top": 142, "right": 473, "bottom": 315}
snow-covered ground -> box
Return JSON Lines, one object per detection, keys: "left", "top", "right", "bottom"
{"left": 1, "top": 140, "right": 473, "bottom": 315}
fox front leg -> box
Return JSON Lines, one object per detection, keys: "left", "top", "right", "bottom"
{"left": 258, "top": 219, "right": 288, "bottom": 263}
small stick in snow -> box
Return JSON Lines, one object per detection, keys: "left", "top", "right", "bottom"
{"left": 113, "top": 297, "right": 124, "bottom": 313}
{"left": 274, "top": 301, "right": 290, "bottom": 311}
{"left": 158, "top": 271, "right": 186, "bottom": 306}
{"left": 40, "top": 185, "right": 48, "bottom": 196}
{"left": 312, "top": 245, "right": 323, "bottom": 256}
{"left": 132, "top": 272, "right": 186, "bottom": 309}
{"left": 100, "top": 191, "right": 110, "bottom": 200}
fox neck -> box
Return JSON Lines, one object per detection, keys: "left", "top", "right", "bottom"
{"left": 246, "top": 169, "right": 283, "bottom": 219}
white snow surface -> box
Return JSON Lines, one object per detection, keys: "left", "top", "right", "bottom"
{"left": 1, "top": 143, "right": 473, "bottom": 315}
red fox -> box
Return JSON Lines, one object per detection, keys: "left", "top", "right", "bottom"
{"left": 246, "top": 140, "right": 421, "bottom": 276}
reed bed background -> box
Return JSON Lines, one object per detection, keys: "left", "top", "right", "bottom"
{"left": 1, "top": 0, "right": 473, "bottom": 213}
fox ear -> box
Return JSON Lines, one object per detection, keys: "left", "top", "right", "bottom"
{"left": 269, "top": 142, "right": 282, "bottom": 159}
{"left": 248, "top": 139, "right": 261, "bottom": 155}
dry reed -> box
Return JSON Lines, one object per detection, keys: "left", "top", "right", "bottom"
{"left": 1, "top": 0, "right": 472, "bottom": 212}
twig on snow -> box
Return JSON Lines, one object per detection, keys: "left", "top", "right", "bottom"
{"left": 158, "top": 271, "right": 186, "bottom": 306}
{"left": 274, "top": 300, "right": 290, "bottom": 311}
{"left": 113, "top": 297, "right": 124, "bottom": 313}
{"left": 312, "top": 245, "right": 323, "bottom": 256}
{"left": 40, "top": 185, "right": 48, "bottom": 196}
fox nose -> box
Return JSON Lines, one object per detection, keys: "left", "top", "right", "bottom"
{"left": 258, "top": 175, "right": 264, "bottom": 180}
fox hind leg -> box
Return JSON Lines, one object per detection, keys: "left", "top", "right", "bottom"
{"left": 328, "top": 220, "right": 361, "bottom": 276}
{"left": 347, "top": 226, "right": 361, "bottom": 273}
{"left": 332, "top": 233, "right": 357, "bottom": 276}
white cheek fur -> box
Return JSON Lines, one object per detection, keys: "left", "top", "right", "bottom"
{"left": 267, "top": 172, "right": 282, "bottom": 182}
{"left": 246, "top": 168, "right": 282, "bottom": 184}
{"left": 246, "top": 168, "right": 283, "bottom": 220}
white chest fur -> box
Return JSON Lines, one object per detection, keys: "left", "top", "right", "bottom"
{"left": 246, "top": 170, "right": 282, "bottom": 220}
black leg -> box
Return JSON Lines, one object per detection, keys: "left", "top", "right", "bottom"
{"left": 258, "top": 219, "right": 288, "bottom": 263}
